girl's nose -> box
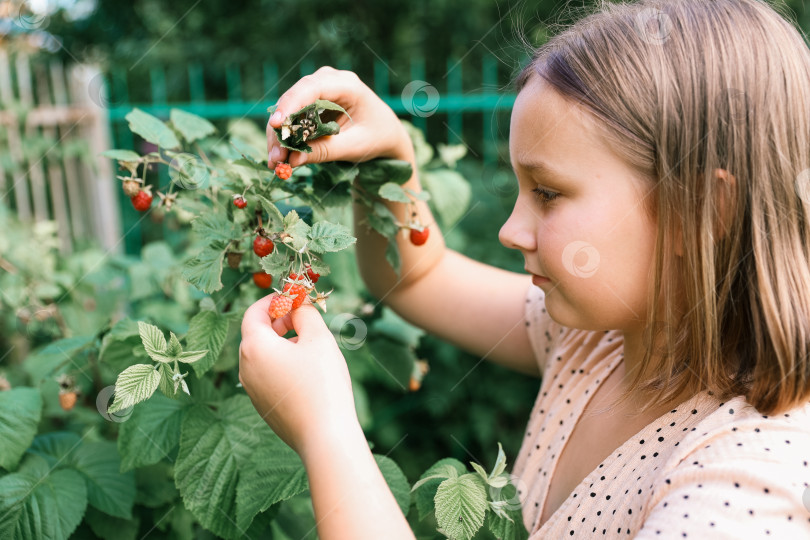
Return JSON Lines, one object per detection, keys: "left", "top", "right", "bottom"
{"left": 499, "top": 199, "right": 537, "bottom": 252}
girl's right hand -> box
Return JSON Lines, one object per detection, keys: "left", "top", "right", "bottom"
{"left": 266, "top": 66, "right": 414, "bottom": 168}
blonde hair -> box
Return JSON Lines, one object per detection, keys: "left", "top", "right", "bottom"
{"left": 515, "top": 0, "right": 810, "bottom": 415}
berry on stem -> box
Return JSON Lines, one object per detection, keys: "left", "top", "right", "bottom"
{"left": 253, "top": 235, "right": 275, "bottom": 257}
{"left": 131, "top": 190, "right": 153, "bottom": 212}
{"left": 305, "top": 264, "right": 320, "bottom": 283}
{"left": 252, "top": 272, "right": 273, "bottom": 289}
{"left": 122, "top": 180, "right": 140, "bottom": 198}
{"left": 227, "top": 252, "right": 243, "bottom": 270}
{"left": 274, "top": 162, "right": 293, "bottom": 180}
{"left": 233, "top": 195, "right": 247, "bottom": 209}
{"left": 409, "top": 225, "right": 429, "bottom": 246}
{"left": 59, "top": 391, "right": 78, "bottom": 411}
{"left": 268, "top": 294, "right": 294, "bottom": 319}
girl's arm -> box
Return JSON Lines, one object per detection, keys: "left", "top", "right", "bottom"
{"left": 267, "top": 67, "right": 539, "bottom": 377}
{"left": 300, "top": 420, "right": 415, "bottom": 539}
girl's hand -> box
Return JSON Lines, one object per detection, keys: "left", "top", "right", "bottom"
{"left": 266, "top": 66, "right": 414, "bottom": 168}
{"left": 238, "top": 294, "right": 358, "bottom": 456}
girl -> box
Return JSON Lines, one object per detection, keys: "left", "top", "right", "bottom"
{"left": 238, "top": 0, "right": 810, "bottom": 537}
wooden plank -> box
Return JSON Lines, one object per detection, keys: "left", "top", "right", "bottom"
{"left": 68, "top": 64, "right": 122, "bottom": 253}
{"left": 18, "top": 54, "right": 50, "bottom": 222}
{"left": 49, "top": 60, "right": 87, "bottom": 241}
{"left": 37, "top": 61, "right": 72, "bottom": 253}
{"left": 0, "top": 50, "right": 32, "bottom": 221}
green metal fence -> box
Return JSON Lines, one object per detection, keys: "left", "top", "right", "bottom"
{"left": 105, "top": 55, "right": 519, "bottom": 254}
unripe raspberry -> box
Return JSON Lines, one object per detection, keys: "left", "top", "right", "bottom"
{"left": 122, "top": 180, "right": 140, "bottom": 198}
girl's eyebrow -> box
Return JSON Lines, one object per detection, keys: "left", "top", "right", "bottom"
{"left": 510, "top": 158, "right": 574, "bottom": 186}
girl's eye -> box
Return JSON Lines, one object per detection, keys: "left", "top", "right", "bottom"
{"left": 531, "top": 186, "right": 559, "bottom": 206}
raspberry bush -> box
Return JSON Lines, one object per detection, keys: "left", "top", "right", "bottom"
{"left": 0, "top": 102, "right": 529, "bottom": 540}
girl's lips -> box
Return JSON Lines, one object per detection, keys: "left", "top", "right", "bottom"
{"left": 532, "top": 274, "right": 551, "bottom": 286}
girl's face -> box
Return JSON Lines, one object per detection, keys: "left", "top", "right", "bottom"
{"left": 499, "top": 74, "right": 658, "bottom": 333}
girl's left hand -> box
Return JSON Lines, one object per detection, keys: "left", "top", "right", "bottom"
{"left": 238, "top": 294, "right": 358, "bottom": 456}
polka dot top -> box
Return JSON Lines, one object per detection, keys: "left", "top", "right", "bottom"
{"left": 513, "top": 285, "right": 810, "bottom": 538}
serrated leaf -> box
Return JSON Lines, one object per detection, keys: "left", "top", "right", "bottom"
{"left": 235, "top": 435, "right": 308, "bottom": 532}
{"left": 378, "top": 182, "right": 411, "bottom": 203}
{"left": 23, "top": 335, "right": 95, "bottom": 383}
{"left": 27, "top": 431, "right": 81, "bottom": 469}
{"left": 485, "top": 504, "right": 529, "bottom": 540}
{"left": 0, "top": 454, "right": 87, "bottom": 540}
{"left": 167, "top": 332, "right": 182, "bottom": 357}
{"left": 312, "top": 99, "right": 352, "bottom": 121}
{"left": 84, "top": 506, "right": 140, "bottom": 540}
{"left": 186, "top": 309, "right": 230, "bottom": 377}
{"left": 470, "top": 461, "right": 489, "bottom": 483}
{"left": 0, "top": 388, "right": 42, "bottom": 470}
{"left": 118, "top": 393, "right": 190, "bottom": 472}
{"left": 282, "top": 210, "right": 311, "bottom": 251}
{"left": 374, "top": 455, "right": 411, "bottom": 516}
{"left": 71, "top": 441, "right": 135, "bottom": 519}
{"left": 412, "top": 458, "right": 467, "bottom": 521}
{"left": 260, "top": 248, "right": 291, "bottom": 278}
{"left": 171, "top": 109, "right": 216, "bottom": 143}
{"left": 138, "top": 321, "right": 171, "bottom": 363}
{"left": 125, "top": 108, "right": 180, "bottom": 149}
{"left": 254, "top": 195, "right": 285, "bottom": 227}
{"left": 191, "top": 212, "right": 241, "bottom": 244}
{"left": 101, "top": 149, "right": 141, "bottom": 162}
{"left": 491, "top": 442, "right": 508, "bottom": 479}
{"left": 156, "top": 363, "right": 176, "bottom": 399}
{"left": 434, "top": 473, "right": 488, "bottom": 540}
{"left": 108, "top": 364, "right": 161, "bottom": 414}
{"left": 307, "top": 221, "right": 356, "bottom": 253}
{"left": 176, "top": 349, "right": 209, "bottom": 364}
{"left": 183, "top": 242, "right": 227, "bottom": 294}
{"left": 175, "top": 396, "right": 266, "bottom": 539}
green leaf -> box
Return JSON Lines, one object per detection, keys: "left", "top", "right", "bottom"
{"left": 254, "top": 195, "right": 285, "bottom": 227}
{"left": 27, "top": 431, "right": 81, "bottom": 469}
{"left": 100, "top": 149, "right": 141, "bottom": 162}
{"left": 371, "top": 307, "right": 424, "bottom": 349}
{"left": 260, "top": 248, "right": 291, "bottom": 280}
{"left": 434, "top": 473, "right": 488, "bottom": 540}
{"left": 282, "top": 210, "right": 311, "bottom": 251}
{"left": 386, "top": 237, "right": 401, "bottom": 276}
{"left": 0, "top": 454, "right": 87, "bottom": 540}
{"left": 421, "top": 169, "right": 471, "bottom": 229}
{"left": 186, "top": 309, "right": 231, "bottom": 377}
{"left": 118, "top": 393, "right": 190, "bottom": 472}
{"left": 356, "top": 158, "right": 413, "bottom": 188}
{"left": 490, "top": 442, "right": 508, "bottom": 479}
{"left": 167, "top": 332, "right": 182, "bottom": 357}
{"left": 367, "top": 201, "right": 399, "bottom": 239}
{"left": 307, "top": 221, "right": 356, "bottom": 253}
{"left": 191, "top": 212, "right": 241, "bottom": 244}
{"left": 138, "top": 321, "right": 171, "bottom": 363}
{"left": 183, "top": 242, "right": 227, "bottom": 294}
{"left": 235, "top": 435, "right": 308, "bottom": 532}
{"left": 485, "top": 505, "right": 529, "bottom": 540}
{"left": 23, "top": 335, "right": 95, "bottom": 383}
{"left": 176, "top": 349, "right": 209, "bottom": 364}
{"left": 312, "top": 99, "right": 352, "bottom": 121}
{"left": 71, "top": 441, "right": 135, "bottom": 519}
{"left": 374, "top": 455, "right": 411, "bottom": 516}
{"left": 156, "top": 363, "right": 176, "bottom": 399}
{"left": 378, "top": 182, "right": 412, "bottom": 203}
{"left": 134, "top": 463, "right": 178, "bottom": 508}
{"left": 125, "top": 108, "right": 180, "bottom": 149}
{"left": 175, "top": 396, "right": 266, "bottom": 539}
{"left": 170, "top": 109, "right": 216, "bottom": 143}
{"left": 367, "top": 336, "right": 415, "bottom": 391}
{"left": 84, "top": 506, "right": 140, "bottom": 540}
{"left": 108, "top": 364, "right": 161, "bottom": 414}
{"left": 0, "top": 388, "right": 42, "bottom": 470}
{"left": 412, "top": 458, "right": 467, "bottom": 521}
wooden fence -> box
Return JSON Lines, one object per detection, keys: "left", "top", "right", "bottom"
{"left": 0, "top": 49, "right": 120, "bottom": 254}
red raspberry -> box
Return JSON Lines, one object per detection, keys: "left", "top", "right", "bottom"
{"left": 268, "top": 294, "right": 294, "bottom": 319}
{"left": 409, "top": 226, "right": 429, "bottom": 246}
{"left": 131, "top": 190, "right": 153, "bottom": 212}
{"left": 288, "top": 272, "right": 304, "bottom": 281}
{"left": 283, "top": 282, "right": 309, "bottom": 309}
{"left": 252, "top": 272, "right": 273, "bottom": 289}
{"left": 253, "top": 235, "right": 275, "bottom": 257}
{"left": 233, "top": 195, "right": 247, "bottom": 209}
{"left": 274, "top": 162, "right": 293, "bottom": 180}
{"left": 305, "top": 264, "right": 320, "bottom": 283}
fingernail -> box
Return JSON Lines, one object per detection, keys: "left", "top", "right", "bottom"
{"left": 270, "top": 110, "right": 283, "bottom": 124}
